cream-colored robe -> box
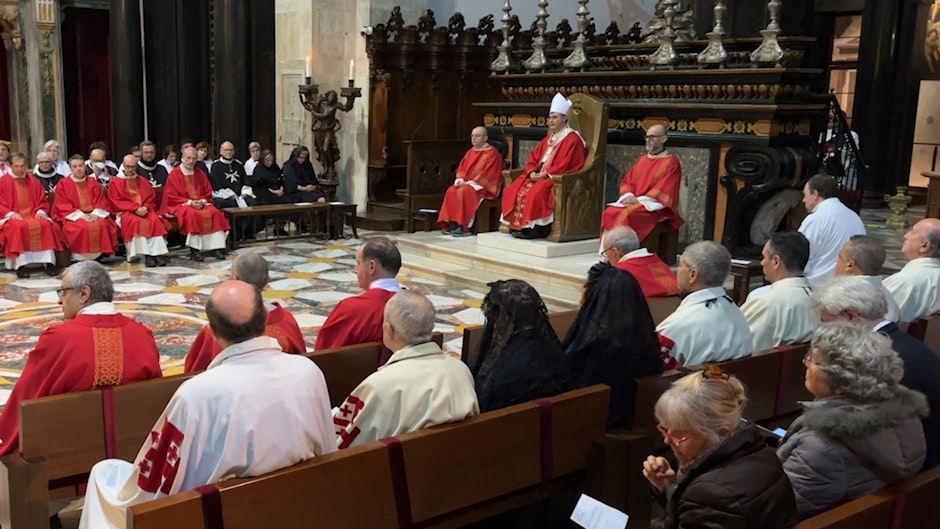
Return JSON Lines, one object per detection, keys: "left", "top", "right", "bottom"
{"left": 333, "top": 341, "right": 479, "bottom": 449}
{"left": 656, "top": 286, "right": 753, "bottom": 367}
{"left": 741, "top": 276, "right": 820, "bottom": 352}
{"left": 883, "top": 258, "right": 940, "bottom": 323}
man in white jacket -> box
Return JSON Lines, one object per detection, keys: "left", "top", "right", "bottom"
{"left": 883, "top": 218, "right": 940, "bottom": 323}
{"left": 798, "top": 173, "right": 866, "bottom": 287}
{"left": 333, "top": 290, "right": 479, "bottom": 449}
{"left": 79, "top": 280, "right": 336, "bottom": 529}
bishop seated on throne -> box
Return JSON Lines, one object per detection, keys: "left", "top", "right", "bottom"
{"left": 500, "top": 93, "right": 587, "bottom": 240}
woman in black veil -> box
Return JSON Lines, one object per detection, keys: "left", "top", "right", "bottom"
{"left": 563, "top": 262, "right": 663, "bottom": 429}
{"left": 282, "top": 146, "right": 326, "bottom": 203}
{"left": 472, "top": 280, "right": 571, "bottom": 412}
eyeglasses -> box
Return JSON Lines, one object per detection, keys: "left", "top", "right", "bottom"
{"left": 600, "top": 246, "right": 616, "bottom": 260}
{"left": 656, "top": 424, "right": 694, "bottom": 446}
{"left": 55, "top": 287, "right": 75, "bottom": 299}
{"left": 802, "top": 352, "right": 823, "bottom": 367}
{"left": 645, "top": 134, "right": 666, "bottom": 140}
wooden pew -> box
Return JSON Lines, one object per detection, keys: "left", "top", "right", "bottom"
{"left": 0, "top": 342, "right": 392, "bottom": 529}
{"left": 893, "top": 466, "right": 940, "bottom": 529}
{"left": 906, "top": 313, "right": 940, "bottom": 354}
{"left": 126, "top": 385, "right": 611, "bottom": 529}
{"left": 0, "top": 374, "right": 193, "bottom": 529}
{"left": 795, "top": 492, "right": 895, "bottom": 529}
{"left": 460, "top": 309, "right": 579, "bottom": 366}
{"left": 647, "top": 295, "right": 681, "bottom": 326}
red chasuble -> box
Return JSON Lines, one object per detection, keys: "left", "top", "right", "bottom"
{"left": 0, "top": 175, "right": 62, "bottom": 258}
{"left": 614, "top": 253, "right": 680, "bottom": 298}
{"left": 437, "top": 145, "right": 503, "bottom": 229}
{"left": 501, "top": 130, "right": 587, "bottom": 230}
{"left": 315, "top": 288, "right": 397, "bottom": 364}
{"left": 0, "top": 313, "right": 163, "bottom": 455}
{"left": 183, "top": 303, "right": 307, "bottom": 373}
{"left": 600, "top": 154, "right": 684, "bottom": 241}
{"left": 52, "top": 176, "right": 118, "bottom": 255}
{"left": 108, "top": 175, "right": 171, "bottom": 242}
{"left": 162, "top": 167, "right": 230, "bottom": 234}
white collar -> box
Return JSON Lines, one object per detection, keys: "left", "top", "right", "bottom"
{"left": 619, "top": 248, "right": 653, "bottom": 262}
{"left": 873, "top": 320, "right": 892, "bottom": 332}
{"left": 77, "top": 301, "right": 118, "bottom": 316}
{"left": 679, "top": 286, "right": 731, "bottom": 307}
{"left": 208, "top": 336, "right": 281, "bottom": 369}
{"left": 646, "top": 149, "right": 670, "bottom": 159}
{"left": 369, "top": 277, "right": 403, "bottom": 292}
{"left": 181, "top": 166, "right": 195, "bottom": 176}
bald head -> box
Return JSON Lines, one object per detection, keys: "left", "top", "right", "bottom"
{"left": 89, "top": 148, "right": 106, "bottom": 163}
{"left": 206, "top": 280, "right": 267, "bottom": 347}
{"left": 231, "top": 253, "right": 270, "bottom": 290}
{"left": 647, "top": 124, "right": 666, "bottom": 136}
{"left": 903, "top": 218, "right": 940, "bottom": 260}
{"left": 219, "top": 141, "right": 235, "bottom": 159}
{"left": 470, "top": 126, "right": 488, "bottom": 149}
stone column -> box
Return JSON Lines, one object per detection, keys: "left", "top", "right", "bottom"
{"left": 20, "top": 0, "right": 66, "bottom": 156}
{"left": 109, "top": 0, "right": 144, "bottom": 146}
{"left": 213, "top": 0, "right": 249, "bottom": 152}
{"left": 0, "top": 4, "right": 28, "bottom": 155}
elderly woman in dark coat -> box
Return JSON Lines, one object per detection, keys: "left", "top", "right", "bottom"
{"left": 471, "top": 280, "right": 571, "bottom": 412}
{"left": 643, "top": 367, "right": 798, "bottom": 529}
{"left": 777, "top": 320, "right": 928, "bottom": 519}
{"left": 563, "top": 263, "right": 662, "bottom": 429}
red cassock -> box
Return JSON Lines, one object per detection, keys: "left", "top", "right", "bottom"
{"left": 600, "top": 154, "right": 684, "bottom": 241}
{"left": 52, "top": 177, "right": 118, "bottom": 255}
{"left": 614, "top": 254, "right": 680, "bottom": 298}
{"left": 0, "top": 313, "right": 163, "bottom": 455}
{"left": 162, "top": 167, "right": 230, "bottom": 234}
{"left": 314, "top": 288, "right": 396, "bottom": 364}
{"left": 0, "top": 175, "right": 62, "bottom": 258}
{"left": 109, "top": 175, "right": 171, "bottom": 242}
{"left": 501, "top": 130, "right": 587, "bottom": 230}
{"left": 183, "top": 303, "right": 307, "bottom": 372}
{"left": 437, "top": 145, "right": 503, "bottom": 229}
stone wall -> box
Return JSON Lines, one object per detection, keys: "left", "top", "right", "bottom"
{"left": 274, "top": 0, "right": 425, "bottom": 209}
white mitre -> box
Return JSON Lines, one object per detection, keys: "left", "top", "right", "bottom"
{"left": 549, "top": 93, "right": 572, "bottom": 115}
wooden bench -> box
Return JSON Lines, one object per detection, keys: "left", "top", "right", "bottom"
{"left": 905, "top": 313, "right": 940, "bottom": 354}
{"left": 0, "top": 342, "right": 387, "bottom": 529}
{"left": 126, "top": 385, "right": 611, "bottom": 529}
{"left": 796, "top": 492, "right": 896, "bottom": 529}
{"left": 460, "top": 309, "right": 579, "bottom": 366}
{"left": 222, "top": 202, "right": 331, "bottom": 249}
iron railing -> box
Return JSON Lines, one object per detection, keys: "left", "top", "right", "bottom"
{"left": 819, "top": 89, "right": 866, "bottom": 212}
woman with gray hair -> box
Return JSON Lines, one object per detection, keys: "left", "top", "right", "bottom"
{"left": 777, "top": 320, "right": 928, "bottom": 519}
{"left": 643, "top": 367, "right": 797, "bottom": 528}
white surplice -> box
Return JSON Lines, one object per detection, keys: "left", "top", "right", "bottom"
{"left": 741, "top": 276, "right": 819, "bottom": 352}
{"left": 798, "top": 197, "right": 866, "bottom": 288}
{"left": 655, "top": 286, "right": 753, "bottom": 367}
{"left": 883, "top": 258, "right": 940, "bottom": 323}
{"left": 78, "top": 336, "right": 336, "bottom": 529}
{"left": 333, "top": 341, "right": 479, "bottom": 449}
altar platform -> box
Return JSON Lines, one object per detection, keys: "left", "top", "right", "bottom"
{"left": 395, "top": 231, "right": 605, "bottom": 308}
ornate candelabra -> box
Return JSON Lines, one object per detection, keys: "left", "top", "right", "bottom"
{"left": 649, "top": 0, "right": 679, "bottom": 69}
{"left": 491, "top": 0, "right": 515, "bottom": 74}
{"left": 885, "top": 186, "right": 912, "bottom": 230}
{"left": 697, "top": 1, "right": 728, "bottom": 67}
{"left": 523, "top": 0, "right": 549, "bottom": 73}
{"left": 750, "top": 0, "right": 785, "bottom": 67}
{"left": 563, "top": 0, "right": 591, "bottom": 71}
{"left": 298, "top": 78, "right": 362, "bottom": 200}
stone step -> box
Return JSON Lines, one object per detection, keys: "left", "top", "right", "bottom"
{"left": 398, "top": 252, "right": 467, "bottom": 284}
{"left": 476, "top": 231, "right": 600, "bottom": 258}
{"left": 354, "top": 211, "right": 404, "bottom": 232}
{"left": 440, "top": 267, "right": 581, "bottom": 309}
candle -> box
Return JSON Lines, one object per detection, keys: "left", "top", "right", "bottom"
{"left": 348, "top": 59, "right": 355, "bottom": 82}
{"left": 305, "top": 56, "right": 311, "bottom": 80}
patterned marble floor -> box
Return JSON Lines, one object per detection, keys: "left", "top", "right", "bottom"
{"left": 0, "top": 234, "right": 512, "bottom": 406}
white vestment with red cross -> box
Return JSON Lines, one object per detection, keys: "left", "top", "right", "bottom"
{"left": 333, "top": 341, "right": 479, "bottom": 449}
{"left": 78, "top": 336, "right": 336, "bottom": 529}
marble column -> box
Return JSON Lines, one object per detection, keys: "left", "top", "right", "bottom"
{"left": 110, "top": 0, "right": 144, "bottom": 146}
{"left": 19, "top": 0, "right": 66, "bottom": 157}
{"left": 0, "top": 3, "right": 28, "bottom": 155}
{"left": 213, "top": 0, "right": 249, "bottom": 152}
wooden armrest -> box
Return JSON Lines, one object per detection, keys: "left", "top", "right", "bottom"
{"left": 502, "top": 168, "right": 524, "bottom": 186}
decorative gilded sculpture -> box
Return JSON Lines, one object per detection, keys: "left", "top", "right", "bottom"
{"left": 649, "top": 0, "right": 680, "bottom": 69}
{"left": 885, "top": 186, "right": 912, "bottom": 230}
{"left": 523, "top": 0, "right": 549, "bottom": 73}
{"left": 563, "top": 0, "right": 592, "bottom": 71}
{"left": 751, "top": 0, "right": 785, "bottom": 67}
{"left": 491, "top": 0, "right": 515, "bottom": 73}
{"left": 642, "top": 0, "right": 697, "bottom": 43}
{"left": 697, "top": 1, "right": 728, "bottom": 67}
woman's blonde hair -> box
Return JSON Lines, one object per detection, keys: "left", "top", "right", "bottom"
{"left": 654, "top": 367, "right": 747, "bottom": 444}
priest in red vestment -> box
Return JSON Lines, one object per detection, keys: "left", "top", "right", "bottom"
{"left": 501, "top": 93, "right": 587, "bottom": 239}
{"left": 52, "top": 155, "right": 118, "bottom": 262}
{"left": 437, "top": 126, "right": 503, "bottom": 237}
{"left": 600, "top": 124, "right": 684, "bottom": 241}
{"left": 110, "top": 154, "right": 171, "bottom": 267}
{"left": 602, "top": 225, "right": 679, "bottom": 298}
{"left": 184, "top": 253, "right": 306, "bottom": 372}
{"left": 163, "top": 147, "right": 229, "bottom": 262}
{"left": 315, "top": 237, "right": 402, "bottom": 364}
{"left": 0, "top": 152, "right": 63, "bottom": 278}
{"left": 0, "top": 261, "right": 162, "bottom": 456}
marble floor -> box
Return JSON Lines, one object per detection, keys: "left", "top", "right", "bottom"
{"left": 0, "top": 205, "right": 920, "bottom": 408}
